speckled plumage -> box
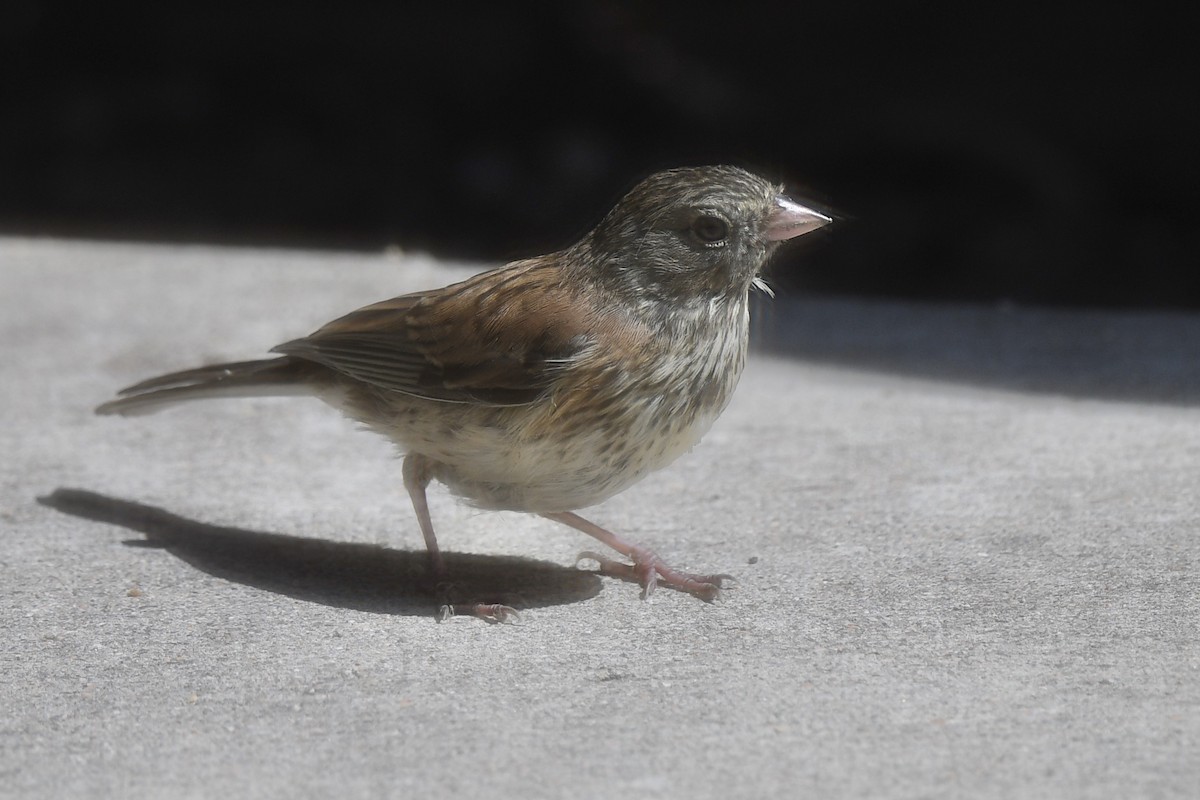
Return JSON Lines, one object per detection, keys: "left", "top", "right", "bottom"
{"left": 97, "top": 166, "right": 831, "bottom": 616}
{"left": 327, "top": 281, "right": 750, "bottom": 513}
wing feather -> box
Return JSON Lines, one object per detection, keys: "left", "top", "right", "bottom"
{"left": 272, "top": 257, "right": 597, "bottom": 405}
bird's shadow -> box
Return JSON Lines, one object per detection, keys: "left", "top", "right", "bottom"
{"left": 37, "top": 488, "right": 601, "bottom": 618}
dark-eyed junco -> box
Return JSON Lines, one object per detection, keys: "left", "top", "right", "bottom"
{"left": 98, "top": 166, "right": 831, "bottom": 620}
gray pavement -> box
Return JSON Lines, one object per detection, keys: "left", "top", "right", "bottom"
{"left": 3, "top": 236, "right": 1198, "bottom": 798}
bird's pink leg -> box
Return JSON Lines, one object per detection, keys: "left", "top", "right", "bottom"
{"left": 403, "top": 454, "right": 517, "bottom": 623}
{"left": 541, "top": 511, "right": 731, "bottom": 602}
{"left": 402, "top": 453, "right": 444, "bottom": 573}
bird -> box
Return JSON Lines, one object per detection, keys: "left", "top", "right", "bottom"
{"left": 97, "top": 165, "right": 832, "bottom": 620}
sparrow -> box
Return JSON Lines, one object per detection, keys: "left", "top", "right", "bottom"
{"left": 97, "top": 165, "right": 832, "bottom": 621}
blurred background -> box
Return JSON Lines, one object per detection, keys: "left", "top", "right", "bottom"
{"left": 2, "top": 1, "right": 1196, "bottom": 308}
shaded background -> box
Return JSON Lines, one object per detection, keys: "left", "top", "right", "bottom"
{"left": 2, "top": 1, "right": 1196, "bottom": 308}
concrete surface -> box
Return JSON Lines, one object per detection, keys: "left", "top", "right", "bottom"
{"left": 3, "top": 236, "right": 1198, "bottom": 799}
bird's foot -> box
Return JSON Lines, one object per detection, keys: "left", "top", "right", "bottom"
{"left": 432, "top": 581, "right": 521, "bottom": 624}
{"left": 436, "top": 602, "right": 520, "bottom": 624}
{"left": 576, "top": 549, "right": 733, "bottom": 602}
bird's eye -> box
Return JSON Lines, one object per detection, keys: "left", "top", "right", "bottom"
{"left": 691, "top": 215, "right": 729, "bottom": 244}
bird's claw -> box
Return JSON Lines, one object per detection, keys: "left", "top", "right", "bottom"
{"left": 432, "top": 579, "right": 521, "bottom": 623}
{"left": 437, "top": 602, "right": 521, "bottom": 624}
{"left": 575, "top": 550, "right": 733, "bottom": 602}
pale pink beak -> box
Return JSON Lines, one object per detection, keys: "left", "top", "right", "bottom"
{"left": 766, "top": 196, "right": 833, "bottom": 241}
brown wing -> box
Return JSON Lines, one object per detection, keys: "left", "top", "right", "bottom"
{"left": 271, "top": 257, "right": 596, "bottom": 405}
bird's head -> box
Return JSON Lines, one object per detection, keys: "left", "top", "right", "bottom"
{"left": 581, "top": 165, "right": 831, "bottom": 303}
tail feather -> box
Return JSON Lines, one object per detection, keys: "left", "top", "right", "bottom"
{"left": 96, "top": 357, "right": 314, "bottom": 416}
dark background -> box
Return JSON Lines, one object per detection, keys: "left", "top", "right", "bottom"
{"left": 3, "top": 2, "right": 1197, "bottom": 308}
